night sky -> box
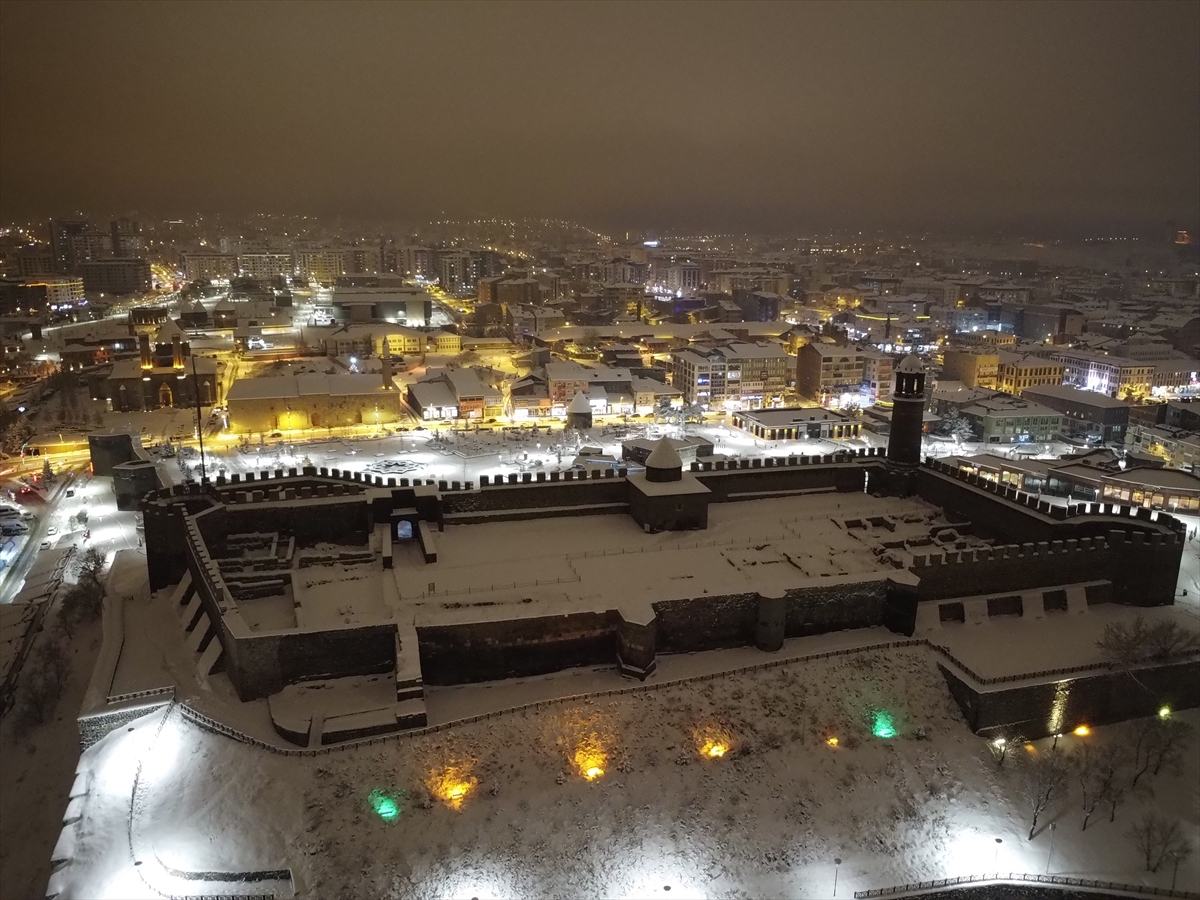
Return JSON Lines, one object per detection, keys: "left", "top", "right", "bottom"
{"left": 1, "top": 1, "right": 1197, "bottom": 234}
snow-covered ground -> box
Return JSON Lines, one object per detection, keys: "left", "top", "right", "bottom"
{"left": 161, "top": 419, "right": 879, "bottom": 491}
{"left": 400, "top": 493, "right": 955, "bottom": 614}
{"left": 55, "top": 646, "right": 1200, "bottom": 899}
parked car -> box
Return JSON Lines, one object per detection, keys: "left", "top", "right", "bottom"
{"left": 39, "top": 541, "right": 50, "bottom": 551}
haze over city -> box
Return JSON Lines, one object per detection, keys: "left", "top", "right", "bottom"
{"left": 2, "top": 1, "right": 1198, "bottom": 235}
{"left": 1, "top": 3, "right": 1199, "bottom": 900}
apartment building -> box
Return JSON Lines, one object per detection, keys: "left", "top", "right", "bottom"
{"left": 995, "top": 350, "right": 1064, "bottom": 395}
{"left": 861, "top": 349, "right": 894, "bottom": 403}
{"left": 1021, "top": 384, "right": 1130, "bottom": 444}
{"left": 941, "top": 348, "right": 1000, "bottom": 389}
{"left": 294, "top": 249, "right": 346, "bottom": 284}
{"left": 1050, "top": 349, "right": 1154, "bottom": 400}
{"left": 671, "top": 342, "right": 791, "bottom": 409}
{"left": 78, "top": 258, "right": 151, "bottom": 294}
{"left": 182, "top": 252, "right": 239, "bottom": 281}
{"left": 959, "top": 395, "right": 1063, "bottom": 445}
{"left": 795, "top": 342, "right": 870, "bottom": 405}
{"left": 238, "top": 252, "right": 294, "bottom": 280}
{"left": 1126, "top": 424, "right": 1200, "bottom": 471}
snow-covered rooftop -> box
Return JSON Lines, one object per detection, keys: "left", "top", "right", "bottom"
{"left": 395, "top": 494, "right": 955, "bottom": 615}
{"left": 645, "top": 436, "right": 682, "bottom": 470}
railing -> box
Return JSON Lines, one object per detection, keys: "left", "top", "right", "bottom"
{"left": 855, "top": 871, "right": 1199, "bottom": 899}
{"left": 105, "top": 685, "right": 176, "bottom": 705}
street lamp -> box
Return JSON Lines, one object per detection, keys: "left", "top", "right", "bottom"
{"left": 833, "top": 858, "right": 842, "bottom": 896}
{"left": 191, "top": 355, "right": 207, "bottom": 482}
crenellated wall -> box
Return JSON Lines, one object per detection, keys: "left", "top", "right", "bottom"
{"left": 912, "top": 459, "right": 1183, "bottom": 606}
{"left": 136, "top": 452, "right": 1186, "bottom": 701}
{"left": 911, "top": 529, "right": 1180, "bottom": 606}
{"left": 692, "top": 449, "right": 883, "bottom": 501}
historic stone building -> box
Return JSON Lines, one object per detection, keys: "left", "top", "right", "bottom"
{"left": 117, "top": 360, "right": 1188, "bottom": 746}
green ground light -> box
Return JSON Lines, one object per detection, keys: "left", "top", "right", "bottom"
{"left": 871, "top": 710, "right": 897, "bottom": 739}
{"left": 368, "top": 788, "right": 403, "bottom": 822}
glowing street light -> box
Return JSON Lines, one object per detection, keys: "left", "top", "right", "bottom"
{"left": 1073, "top": 724, "right": 1090, "bottom": 737}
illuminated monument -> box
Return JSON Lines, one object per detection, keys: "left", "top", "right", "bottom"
{"left": 125, "top": 363, "right": 1185, "bottom": 745}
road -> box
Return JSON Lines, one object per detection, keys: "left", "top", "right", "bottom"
{"left": 0, "top": 470, "right": 80, "bottom": 604}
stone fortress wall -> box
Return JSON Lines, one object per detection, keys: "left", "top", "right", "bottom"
{"left": 137, "top": 446, "right": 1185, "bottom": 711}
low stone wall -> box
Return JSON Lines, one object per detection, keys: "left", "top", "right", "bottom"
{"left": 441, "top": 477, "right": 629, "bottom": 515}
{"left": 653, "top": 578, "right": 894, "bottom": 654}
{"left": 416, "top": 610, "right": 617, "bottom": 685}
{"left": 222, "top": 621, "right": 397, "bottom": 701}
{"left": 938, "top": 658, "right": 1200, "bottom": 740}
{"left": 695, "top": 458, "right": 879, "bottom": 501}
{"left": 225, "top": 498, "right": 369, "bottom": 547}
{"left": 78, "top": 695, "right": 173, "bottom": 749}
{"left": 654, "top": 592, "right": 759, "bottom": 652}
{"left": 784, "top": 577, "right": 890, "bottom": 638}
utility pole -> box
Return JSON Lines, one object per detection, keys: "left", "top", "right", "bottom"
{"left": 192, "top": 354, "right": 207, "bottom": 482}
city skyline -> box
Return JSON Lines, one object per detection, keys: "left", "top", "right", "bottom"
{"left": 1, "top": 1, "right": 1198, "bottom": 235}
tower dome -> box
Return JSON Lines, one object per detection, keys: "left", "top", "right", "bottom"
{"left": 645, "top": 436, "right": 683, "bottom": 483}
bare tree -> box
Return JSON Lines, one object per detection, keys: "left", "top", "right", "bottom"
{"left": 989, "top": 734, "right": 1022, "bottom": 768}
{"left": 1145, "top": 620, "right": 1200, "bottom": 661}
{"left": 1097, "top": 615, "right": 1153, "bottom": 676}
{"left": 13, "top": 627, "right": 69, "bottom": 729}
{"left": 62, "top": 547, "right": 108, "bottom": 626}
{"left": 1074, "top": 742, "right": 1126, "bottom": 831}
{"left": 1098, "top": 616, "right": 1200, "bottom": 675}
{"left": 1129, "top": 813, "right": 1190, "bottom": 873}
{"left": 1147, "top": 719, "right": 1192, "bottom": 778}
{"left": 70, "top": 546, "right": 107, "bottom": 594}
{"left": 1020, "top": 746, "right": 1070, "bottom": 840}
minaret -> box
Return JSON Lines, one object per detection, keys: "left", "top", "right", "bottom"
{"left": 380, "top": 340, "right": 395, "bottom": 389}
{"left": 885, "top": 354, "right": 926, "bottom": 494}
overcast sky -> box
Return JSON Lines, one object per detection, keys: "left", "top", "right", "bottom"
{"left": 1, "top": 1, "right": 1197, "bottom": 235}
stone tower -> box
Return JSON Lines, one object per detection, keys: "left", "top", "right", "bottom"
{"left": 565, "top": 392, "right": 593, "bottom": 430}
{"left": 885, "top": 354, "right": 926, "bottom": 493}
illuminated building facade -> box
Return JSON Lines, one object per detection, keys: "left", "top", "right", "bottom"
{"left": 671, "top": 342, "right": 791, "bottom": 409}
{"left": 1050, "top": 350, "right": 1154, "bottom": 400}
{"left": 995, "top": 351, "right": 1064, "bottom": 396}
